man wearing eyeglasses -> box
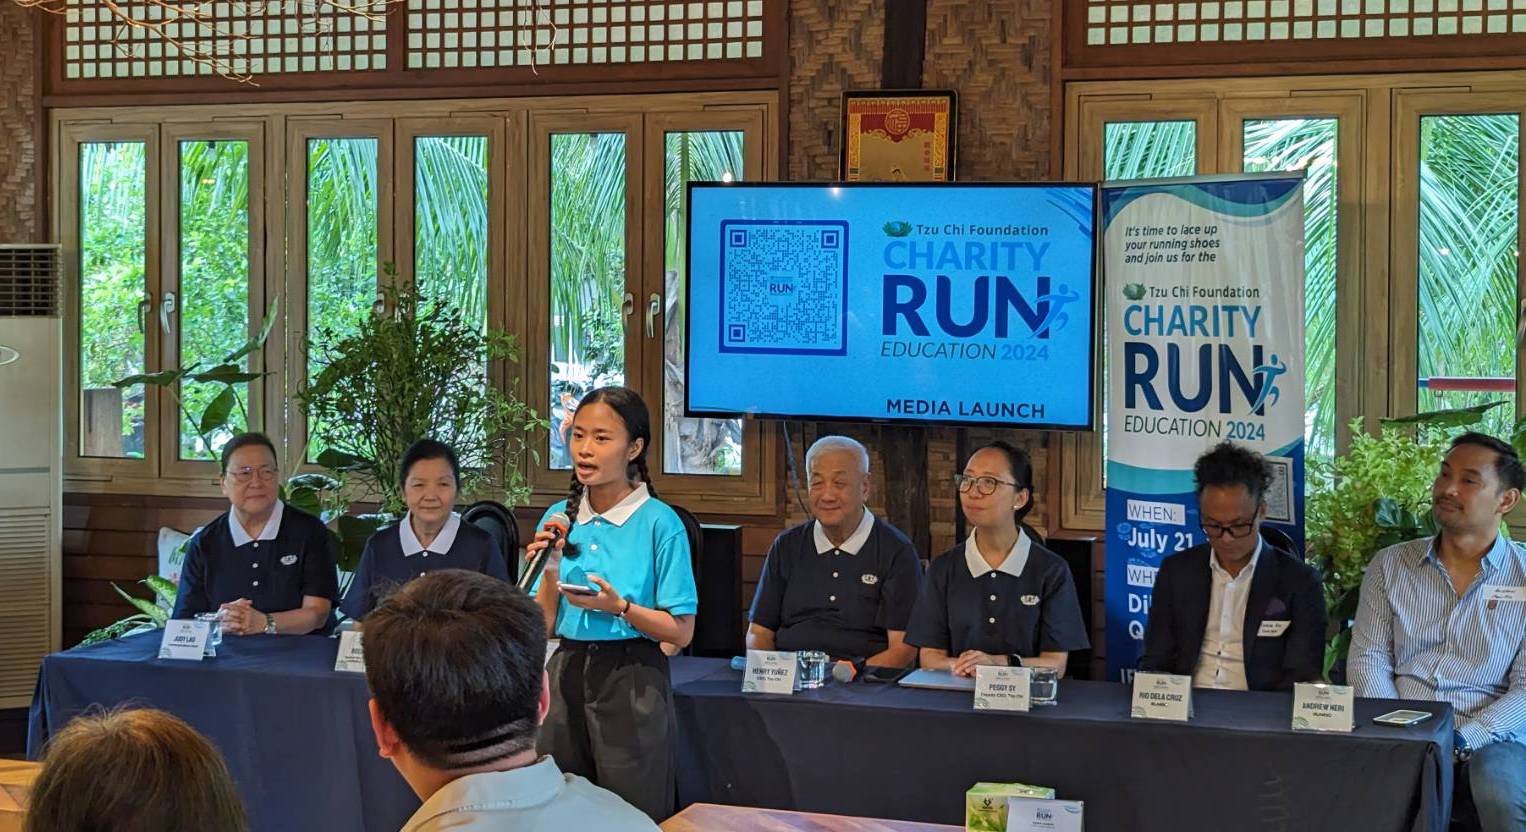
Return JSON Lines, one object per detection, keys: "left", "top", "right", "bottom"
{"left": 170, "top": 432, "right": 339, "bottom": 636}
{"left": 1139, "top": 442, "right": 1325, "bottom": 691}
{"left": 747, "top": 435, "right": 923, "bottom": 668}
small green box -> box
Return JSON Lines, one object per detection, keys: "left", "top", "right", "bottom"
{"left": 965, "top": 782, "right": 1057, "bottom": 831}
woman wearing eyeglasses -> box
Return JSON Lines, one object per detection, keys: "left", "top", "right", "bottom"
{"left": 170, "top": 432, "right": 339, "bottom": 636}
{"left": 906, "top": 440, "right": 1089, "bottom": 677}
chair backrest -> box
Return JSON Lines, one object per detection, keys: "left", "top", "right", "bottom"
{"left": 1260, "top": 524, "right": 1302, "bottom": 560}
{"left": 461, "top": 500, "right": 521, "bottom": 584}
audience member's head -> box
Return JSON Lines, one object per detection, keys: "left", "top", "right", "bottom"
{"left": 25, "top": 708, "right": 247, "bottom": 832}
{"left": 806, "top": 434, "right": 872, "bottom": 531}
{"left": 363, "top": 569, "right": 549, "bottom": 796}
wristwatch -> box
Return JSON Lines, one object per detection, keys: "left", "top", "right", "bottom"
{"left": 263, "top": 612, "right": 277, "bottom": 636}
{"left": 1007, "top": 654, "right": 1024, "bottom": 668}
{"left": 1454, "top": 731, "right": 1472, "bottom": 763}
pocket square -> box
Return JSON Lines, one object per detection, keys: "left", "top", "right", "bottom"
{"left": 1263, "top": 597, "right": 1288, "bottom": 617}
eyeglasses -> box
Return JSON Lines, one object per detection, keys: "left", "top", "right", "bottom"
{"left": 226, "top": 465, "right": 277, "bottom": 483}
{"left": 1201, "top": 521, "right": 1256, "bottom": 539}
{"left": 953, "top": 474, "right": 1019, "bottom": 496}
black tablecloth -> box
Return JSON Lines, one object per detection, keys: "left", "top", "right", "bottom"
{"left": 672, "top": 661, "right": 1454, "bottom": 832}
{"left": 25, "top": 633, "right": 727, "bottom": 832}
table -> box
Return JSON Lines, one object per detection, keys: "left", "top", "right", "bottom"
{"left": 661, "top": 803, "right": 962, "bottom": 831}
{"left": 0, "top": 760, "right": 40, "bottom": 832}
{"left": 24, "top": 632, "right": 725, "bottom": 832}
{"left": 672, "top": 662, "right": 1454, "bottom": 832}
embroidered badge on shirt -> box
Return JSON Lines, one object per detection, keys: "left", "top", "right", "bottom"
{"left": 1021, "top": 594, "right": 1040, "bottom": 606}
{"left": 280, "top": 554, "right": 298, "bottom": 566}
{"left": 861, "top": 574, "right": 879, "bottom": 586}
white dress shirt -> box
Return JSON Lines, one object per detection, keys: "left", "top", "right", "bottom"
{"left": 402, "top": 756, "right": 657, "bottom": 832}
{"left": 1193, "top": 538, "right": 1263, "bottom": 691}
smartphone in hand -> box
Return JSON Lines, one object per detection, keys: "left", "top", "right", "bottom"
{"left": 557, "top": 582, "right": 600, "bottom": 596}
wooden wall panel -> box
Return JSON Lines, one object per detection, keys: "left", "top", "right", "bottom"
{"left": 0, "top": 5, "right": 40, "bottom": 243}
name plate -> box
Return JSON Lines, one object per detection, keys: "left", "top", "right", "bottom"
{"left": 1292, "top": 682, "right": 1354, "bottom": 733}
{"left": 1130, "top": 672, "right": 1192, "bottom": 721}
{"left": 333, "top": 630, "right": 366, "bottom": 673}
{"left": 975, "top": 666, "right": 1031, "bottom": 712}
{"left": 1006, "top": 797, "right": 1084, "bottom": 832}
{"left": 158, "top": 620, "right": 210, "bottom": 661}
{"left": 1485, "top": 584, "right": 1526, "bottom": 602}
{"left": 741, "top": 650, "right": 797, "bottom": 695}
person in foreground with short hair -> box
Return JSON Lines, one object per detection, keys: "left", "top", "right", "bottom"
{"left": 1139, "top": 441, "right": 1325, "bottom": 691}
{"left": 171, "top": 431, "right": 338, "bottom": 635}
{"left": 1350, "top": 432, "right": 1526, "bottom": 832}
{"left": 26, "top": 707, "right": 247, "bottom": 832}
{"left": 340, "top": 438, "right": 509, "bottom": 620}
{"left": 907, "top": 440, "right": 1089, "bottom": 676}
{"left": 364, "top": 569, "right": 657, "bottom": 831}
{"left": 746, "top": 434, "right": 922, "bottom": 668}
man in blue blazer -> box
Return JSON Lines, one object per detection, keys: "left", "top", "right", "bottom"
{"left": 1139, "top": 442, "right": 1326, "bottom": 692}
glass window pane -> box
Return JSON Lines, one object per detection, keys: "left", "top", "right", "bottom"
{"left": 78, "top": 141, "right": 148, "bottom": 459}
{"left": 1417, "top": 114, "right": 1519, "bottom": 439}
{"left": 1103, "top": 121, "right": 1197, "bottom": 180}
{"left": 1100, "top": 121, "right": 1198, "bottom": 480}
{"left": 1243, "top": 118, "right": 1339, "bottom": 470}
{"left": 178, "top": 139, "right": 252, "bottom": 460}
{"left": 663, "top": 130, "right": 744, "bottom": 476}
{"left": 415, "top": 136, "right": 489, "bottom": 332}
{"left": 549, "top": 132, "right": 627, "bottom": 470}
{"left": 306, "top": 137, "right": 380, "bottom": 461}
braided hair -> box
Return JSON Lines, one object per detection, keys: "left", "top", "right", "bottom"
{"left": 561, "top": 386, "right": 655, "bottom": 557}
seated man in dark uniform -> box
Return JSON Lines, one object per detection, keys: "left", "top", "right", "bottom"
{"left": 1139, "top": 441, "right": 1325, "bottom": 691}
{"left": 171, "top": 432, "right": 338, "bottom": 635}
{"left": 746, "top": 435, "right": 922, "bottom": 668}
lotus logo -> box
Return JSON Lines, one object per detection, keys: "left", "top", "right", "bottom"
{"left": 882, "top": 221, "right": 913, "bottom": 237}
{"left": 1123, "top": 283, "right": 1147, "bottom": 300}
{"left": 0, "top": 345, "right": 19, "bottom": 366}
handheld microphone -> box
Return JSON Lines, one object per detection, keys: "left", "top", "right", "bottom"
{"left": 832, "top": 659, "right": 864, "bottom": 684}
{"left": 517, "top": 512, "right": 571, "bottom": 592}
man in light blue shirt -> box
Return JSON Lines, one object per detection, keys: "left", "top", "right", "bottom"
{"left": 1351, "top": 432, "right": 1526, "bottom": 832}
{"left": 362, "top": 569, "right": 656, "bottom": 832}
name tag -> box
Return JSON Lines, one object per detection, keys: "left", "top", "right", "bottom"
{"left": 1485, "top": 585, "right": 1526, "bottom": 602}
{"left": 975, "top": 666, "right": 1031, "bottom": 712}
{"left": 741, "top": 650, "right": 798, "bottom": 695}
{"left": 1131, "top": 672, "right": 1192, "bottom": 722}
{"left": 158, "top": 620, "right": 211, "bottom": 661}
{"left": 1292, "top": 682, "right": 1354, "bottom": 733}
{"left": 333, "top": 630, "right": 366, "bottom": 673}
{"left": 1257, "top": 619, "right": 1291, "bottom": 637}
{"left": 1006, "top": 797, "right": 1084, "bottom": 832}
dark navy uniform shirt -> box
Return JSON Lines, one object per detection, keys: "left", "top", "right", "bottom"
{"left": 906, "top": 530, "right": 1090, "bottom": 659}
{"left": 748, "top": 511, "right": 923, "bottom": 661}
{"left": 170, "top": 501, "right": 338, "bottom": 621}
{"left": 339, "top": 512, "right": 508, "bottom": 621}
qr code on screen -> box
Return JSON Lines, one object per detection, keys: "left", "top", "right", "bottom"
{"left": 718, "top": 220, "right": 849, "bottom": 356}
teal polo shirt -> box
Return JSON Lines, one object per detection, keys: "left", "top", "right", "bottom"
{"left": 535, "top": 484, "right": 698, "bottom": 641}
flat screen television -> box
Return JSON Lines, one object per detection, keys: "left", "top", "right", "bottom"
{"left": 684, "top": 182, "right": 1098, "bottom": 430}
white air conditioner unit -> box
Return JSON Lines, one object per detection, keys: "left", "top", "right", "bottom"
{"left": 0, "top": 244, "right": 62, "bottom": 709}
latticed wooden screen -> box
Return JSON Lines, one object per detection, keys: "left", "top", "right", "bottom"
{"left": 1083, "top": 0, "right": 1526, "bottom": 46}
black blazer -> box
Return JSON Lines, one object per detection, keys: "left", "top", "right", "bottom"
{"left": 1139, "top": 536, "right": 1325, "bottom": 691}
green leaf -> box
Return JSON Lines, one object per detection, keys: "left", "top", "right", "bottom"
{"left": 1512, "top": 418, "right": 1526, "bottom": 463}
{"left": 1380, "top": 400, "right": 1507, "bottom": 428}
{"left": 198, "top": 387, "right": 238, "bottom": 436}
{"left": 142, "top": 575, "right": 178, "bottom": 609}
{"left": 113, "top": 582, "right": 169, "bottom": 626}
{"left": 77, "top": 615, "right": 155, "bottom": 647}
{"left": 222, "top": 294, "right": 281, "bottom": 364}
{"left": 335, "top": 512, "right": 391, "bottom": 572}
{"left": 114, "top": 368, "right": 191, "bottom": 388}
{"left": 315, "top": 448, "right": 369, "bottom": 472}
{"left": 286, "top": 473, "right": 342, "bottom": 492}
{"left": 190, "top": 363, "right": 264, "bottom": 385}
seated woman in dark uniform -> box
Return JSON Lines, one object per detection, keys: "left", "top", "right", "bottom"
{"left": 907, "top": 440, "right": 1089, "bottom": 677}
{"left": 171, "top": 432, "right": 338, "bottom": 636}
{"left": 339, "top": 439, "right": 509, "bottom": 621}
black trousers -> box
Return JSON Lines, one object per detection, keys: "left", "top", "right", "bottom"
{"left": 540, "top": 638, "right": 676, "bottom": 821}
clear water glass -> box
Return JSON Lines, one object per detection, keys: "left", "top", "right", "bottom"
{"left": 194, "top": 611, "right": 223, "bottom": 656}
{"left": 1029, "top": 666, "right": 1059, "bottom": 706}
{"left": 796, "top": 650, "right": 829, "bottom": 690}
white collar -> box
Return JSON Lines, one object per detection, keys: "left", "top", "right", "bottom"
{"left": 576, "top": 483, "right": 650, "bottom": 527}
{"left": 229, "top": 500, "right": 284, "bottom": 548}
{"left": 964, "top": 528, "right": 1032, "bottom": 578}
{"left": 1209, "top": 536, "right": 1263, "bottom": 580}
{"left": 401, "top": 512, "right": 462, "bottom": 557}
{"left": 403, "top": 757, "right": 565, "bottom": 831}
{"left": 814, "top": 509, "right": 876, "bottom": 555}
